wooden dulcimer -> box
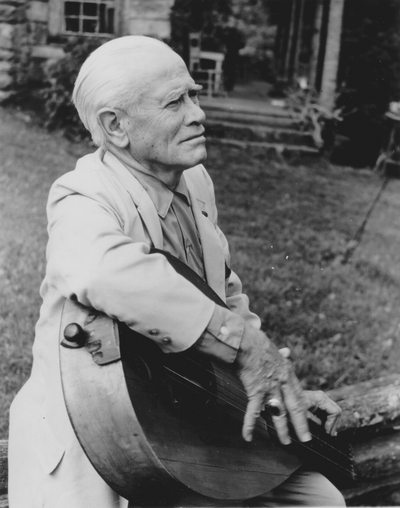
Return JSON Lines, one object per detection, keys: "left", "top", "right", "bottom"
{"left": 59, "top": 251, "right": 355, "bottom": 504}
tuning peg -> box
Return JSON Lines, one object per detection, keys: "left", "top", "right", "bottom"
{"left": 62, "top": 323, "right": 87, "bottom": 348}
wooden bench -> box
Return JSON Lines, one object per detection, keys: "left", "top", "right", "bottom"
{"left": 1, "top": 374, "right": 399, "bottom": 506}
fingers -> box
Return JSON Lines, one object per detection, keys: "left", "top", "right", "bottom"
{"left": 268, "top": 395, "right": 291, "bottom": 445}
{"left": 325, "top": 411, "right": 341, "bottom": 436}
{"left": 242, "top": 392, "right": 264, "bottom": 442}
{"left": 278, "top": 347, "right": 291, "bottom": 359}
{"left": 246, "top": 393, "right": 293, "bottom": 446}
{"left": 304, "top": 390, "right": 342, "bottom": 436}
{"left": 323, "top": 397, "right": 342, "bottom": 435}
{"left": 281, "top": 382, "right": 311, "bottom": 443}
{"left": 307, "top": 410, "right": 322, "bottom": 426}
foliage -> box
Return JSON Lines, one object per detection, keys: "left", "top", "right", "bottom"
{"left": 170, "top": 0, "right": 277, "bottom": 80}
{"left": 170, "top": 0, "right": 232, "bottom": 62}
{"left": 335, "top": 0, "right": 400, "bottom": 166}
{"left": 230, "top": 0, "right": 276, "bottom": 80}
{"left": 38, "top": 37, "right": 103, "bottom": 140}
{"left": 207, "top": 145, "right": 400, "bottom": 392}
{"left": 287, "top": 89, "right": 343, "bottom": 151}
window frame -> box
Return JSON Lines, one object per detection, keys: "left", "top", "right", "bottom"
{"left": 48, "top": 0, "right": 122, "bottom": 37}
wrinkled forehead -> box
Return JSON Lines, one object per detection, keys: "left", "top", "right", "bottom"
{"left": 128, "top": 49, "right": 193, "bottom": 101}
{"left": 134, "top": 49, "right": 189, "bottom": 82}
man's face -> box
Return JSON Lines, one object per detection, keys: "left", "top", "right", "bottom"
{"left": 123, "top": 50, "right": 207, "bottom": 175}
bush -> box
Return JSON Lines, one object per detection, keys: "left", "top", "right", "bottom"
{"left": 334, "top": 0, "right": 400, "bottom": 167}
{"left": 38, "top": 37, "right": 104, "bottom": 140}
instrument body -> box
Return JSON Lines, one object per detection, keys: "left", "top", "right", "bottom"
{"left": 59, "top": 300, "right": 303, "bottom": 503}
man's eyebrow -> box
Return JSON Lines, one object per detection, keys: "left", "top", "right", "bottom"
{"left": 162, "top": 84, "right": 203, "bottom": 105}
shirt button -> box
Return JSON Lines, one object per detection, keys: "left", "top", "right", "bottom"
{"left": 149, "top": 329, "right": 159, "bottom": 336}
{"left": 220, "top": 326, "right": 229, "bottom": 336}
{"left": 162, "top": 337, "right": 172, "bottom": 344}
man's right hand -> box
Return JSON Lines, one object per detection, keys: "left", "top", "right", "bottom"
{"left": 235, "top": 324, "right": 311, "bottom": 445}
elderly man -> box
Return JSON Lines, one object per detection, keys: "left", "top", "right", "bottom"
{"left": 8, "top": 36, "right": 345, "bottom": 507}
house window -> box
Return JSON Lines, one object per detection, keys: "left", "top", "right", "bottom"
{"left": 64, "top": 0, "right": 114, "bottom": 35}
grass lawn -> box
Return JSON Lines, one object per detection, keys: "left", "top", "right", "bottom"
{"left": 1, "top": 106, "right": 400, "bottom": 439}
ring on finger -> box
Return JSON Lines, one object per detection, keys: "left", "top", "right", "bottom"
{"left": 266, "top": 398, "right": 285, "bottom": 417}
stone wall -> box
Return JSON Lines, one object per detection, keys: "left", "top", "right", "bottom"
{"left": 0, "top": 0, "right": 29, "bottom": 101}
{"left": 0, "top": 0, "right": 65, "bottom": 102}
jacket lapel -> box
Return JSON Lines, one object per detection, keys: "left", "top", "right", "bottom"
{"left": 103, "top": 151, "right": 226, "bottom": 299}
{"left": 185, "top": 177, "right": 226, "bottom": 300}
{"left": 102, "top": 151, "right": 164, "bottom": 249}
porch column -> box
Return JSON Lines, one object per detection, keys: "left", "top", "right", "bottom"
{"left": 320, "top": 0, "right": 345, "bottom": 111}
{"left": 309, "top": 0, "right": 324, "bottom": 89}
{"left": 292, "top": 0, "right": 306, "bottom": 79}
{"left": 283, "top": 0, "right": 297, "bottom": 80}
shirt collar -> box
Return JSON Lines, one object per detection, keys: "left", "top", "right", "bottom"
{"left": 113, "top": 153, "right": 191, "bottom": 218}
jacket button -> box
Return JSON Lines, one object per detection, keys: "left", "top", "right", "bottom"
{"left": 162, "top": 337, "right": 171, "bottom": 344}
{"left": 220, "top": 326, "right": 229, "bottom": 336}
{"left": 149, "top": 329, "right": 159, "bottom": 336}
{"left": 202, "top": 210, "right": 208, "bottom": 217}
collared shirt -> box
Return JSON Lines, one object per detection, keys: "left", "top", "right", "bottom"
{"left": 119, "top": 156, "right": 244, "bottom": 363}
{"left": 121, "top": 164, "right": 206, "bottom": 280}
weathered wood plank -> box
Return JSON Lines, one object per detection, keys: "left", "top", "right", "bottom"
{"left": 352, "top": 430, "right": 400, "bottom": 481}
{"left": 0, "top": 375, "right": 399, "bottom": 503}
{"left": 328, "top": 374, "right": 400, "bottom": 433}
{"left": 343, "top": 473, "right": 400, "bottom": 505}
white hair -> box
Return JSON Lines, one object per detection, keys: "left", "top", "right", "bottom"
{"left": 72, "top": 35, "right": 174, "bottom": 146}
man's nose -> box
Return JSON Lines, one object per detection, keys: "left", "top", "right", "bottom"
{"left": 184, "top": 98, "right": 206, "bottom": 125}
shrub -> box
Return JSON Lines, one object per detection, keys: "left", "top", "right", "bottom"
{"left": 39, "top": 37, "right": 104, "bottom": 140}
{"left": 334, "top": 0, "right": 400, "bottom": 167}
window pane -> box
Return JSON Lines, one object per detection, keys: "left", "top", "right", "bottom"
{"left": 63, "top": 0, "right": 115, "bottom": 34}
{"left": 64, "top": 1, "right": 80, "bottom": 16}
{"left": 107, "top": 7, "right": 114, "bottom": 33}
{"left": 99, "top": 3, "right": 106, "bottom": 33}
{"left": 98, "top": 4, "right": 114, "bottom": 33}
{"left": 65, "top": 17, "right": 80, "bottom": 31}
{"left": 82, "top": 18, "right": 97, "bottom": 32}
{"left": 83, "top": 2, "right": 97, "bottom": 16}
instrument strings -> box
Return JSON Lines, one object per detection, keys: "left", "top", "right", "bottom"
{"left": 163, "top": 357, "right": 354, "bottom": 477}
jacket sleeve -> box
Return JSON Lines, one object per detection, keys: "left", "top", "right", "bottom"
{"left": 196, "top": 165, "right": 262, "bottom": 330}
{"left": 187, "top": 165, "right": 262, "bottom": 363}
{"left": 46, "top": 186, "right": 216, "bottom": 355}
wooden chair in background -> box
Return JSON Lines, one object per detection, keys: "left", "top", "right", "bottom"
{"left": 189, "top": 33, "right": 225, "bottom": 98}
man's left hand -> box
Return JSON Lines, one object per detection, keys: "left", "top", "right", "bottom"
{"left": 302, "top": 390, "right": 342, "bottom": 436}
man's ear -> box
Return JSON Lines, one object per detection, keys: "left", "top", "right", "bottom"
{"left": 97, "top": 108, "right": 129, "bottom": 148}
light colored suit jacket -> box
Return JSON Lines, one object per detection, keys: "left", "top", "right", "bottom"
{"left": 8, "top": 149, "right": 260, "bottom": 508}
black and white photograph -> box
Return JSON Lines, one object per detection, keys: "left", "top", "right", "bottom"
{"left": 1, "top": 0, "right": 400, "bottom": 506}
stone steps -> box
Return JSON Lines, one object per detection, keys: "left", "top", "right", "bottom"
{"left": 201, "top": 98, "right": 319, "bottom": 156}
{"left": 205, "top": 118, "right": 315, "bottom": 147}
{"left": 203, "top": 104, "right": 297, "bottom": 128}
{"left": 206, "top": 137, "right": 320, "bottom": 158}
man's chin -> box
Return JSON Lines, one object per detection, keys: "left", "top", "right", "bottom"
{"left": 191, "top": 146, "right": 207, "bottom": 166}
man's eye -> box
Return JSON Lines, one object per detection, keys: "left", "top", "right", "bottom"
{"left": 189, "top": 90, "right": 201, "bottom": 101}
{"left": 167, "top": 98, "right": 180, "bottom": 107}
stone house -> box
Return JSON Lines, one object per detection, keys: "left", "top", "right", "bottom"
{"left": 0, "top": 0, "right": 358, "bottom": 113}
{"left": 0, "top": 0, "right": 175, "bottom": 101}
